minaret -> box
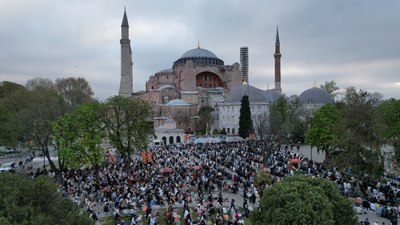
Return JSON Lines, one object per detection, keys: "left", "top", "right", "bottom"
{"left": 240, "top": 47, "right": 249, "bottom": 84}
{"left": 119, "top": 8, "right": 133, "bottom": 97}
{"left": 274, "top": 27, "right": 282, "bottom": 92}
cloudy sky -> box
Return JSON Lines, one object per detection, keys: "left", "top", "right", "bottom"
{"left": 1, "top": 0, "right": 399, "bottom": 100}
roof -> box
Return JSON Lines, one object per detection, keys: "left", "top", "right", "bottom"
{"left": 224, "top": 84, "right": 268, "bottom": 103}
{"left": 174, "top": 46, "right": 224, "bottom": 66}
{"left": 265, "top": 89, "right": 282, "bottom": 102}
{"left": 121, "top": 10, "right": 129, "bottom": 27}
{"left": 181, "top": 47, "right": 218, "bottom": 59}
{"left": 158, "top": 85, "right": 176, "bottom": 91}
{"left": 165, "top": 99, "right": 191, "bottom": 106}
{"left": 299, "top": 87, "right": 334, "bottom": 104}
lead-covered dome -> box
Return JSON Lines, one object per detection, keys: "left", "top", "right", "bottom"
{"left": 174, "top": 47, "right": 224, "bottom": 66}
{"left": 225, "top": 84, "right": 268, "bottom": 103}
{"left": 181, "top": 48, "right": 218, "bottom": 58}
{"left": 299, "top": 87, "right": 334, "bottom": 104}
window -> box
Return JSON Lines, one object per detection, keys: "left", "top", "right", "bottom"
{"left": 227, "top": 128, "right": 230, "bottom": 134}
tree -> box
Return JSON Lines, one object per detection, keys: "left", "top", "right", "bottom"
{"left": 55, "top": 77, "right": 94, "bottom": 108}
{"left": 254, "top": 113, "right": 270, "bottom": 141}
{"left": 101, "top": 96, "right": 152, "bottom": 166}
{"left": 321, "top": 80, "right": 339, "bottom": 98}
{"left": 331, "top": 87, "right": 383, "bottom": 178}
{"left": 269, "top": 96, "right": 288, "bottom": 140}
{"left": 198, "top": 105, "right": 214, "bottom": 135}
{"left": 0, "top": 173, "right": 93, "bottom": 225}
{"left": 0, "top": 82, "right": 30, "bottom": 146}
{"left": 239, "top": 95, "right": 253, "bottom": 139}
{"left": 269, "top": 95, "right": 306, "bottom": 143}
{"left": 253, "top": 170, "right": 272, "bottom": 197}
{"left": 21, "top": 78, "right": 67, "bottom": 172}
{"left": 306, "top": 104, "right": 341, "bottom": 152}
{"left": 53, "top": 102, "right": 105, "bottom": 176}
{"left": 378, "top": 98, "right": 400, "bottom": 162}
{"left": 250, "top": 175, "right": 357, "bottom": 225}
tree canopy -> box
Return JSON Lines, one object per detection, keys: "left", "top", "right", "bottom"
{"left": 250, "top": 175, "right": 357, "bottom": 225}
{"left": 320, "top": 80, "right": 340, "bottom": 97}
{"left": 53, "top": 102, "right": 105, "bottom": 171}
{"left": 0, "top": 173, "right": 93, "bottom": 225}
{"left": 306, "top": 104, "right": 341, "bottom": 151}
{"left": 270, "top": 95, "right": 306, "bottom": 143}
{"left": 101, "top": 96, "right": 152, "bottom": 164}
{"left": 307, "top": 87, "right": 385, "bottom": 178}
{"left": 239, "top": 95, "right": 253, "bottom": 138}
{"left": 55, "top": 77, "right": 94, "bottom": 108}
{"left": 378, "top": 98, "right": 400, "bottom": 162}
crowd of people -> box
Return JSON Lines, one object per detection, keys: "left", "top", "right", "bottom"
{"left": 21, "top": 140, "right": 400, "bottom": 224}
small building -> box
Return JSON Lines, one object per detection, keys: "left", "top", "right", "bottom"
{"left": 154, "top": 117, "right": 184, "bottom": 146}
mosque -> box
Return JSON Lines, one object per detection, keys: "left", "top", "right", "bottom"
{"left": 118, "top": 10, "right": 334, "bottom": 145}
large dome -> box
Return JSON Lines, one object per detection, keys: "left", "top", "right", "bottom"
{"left": 174, "top": 47, "right": 224, "bottom": 66}
{"left": 299, "top": 87, "right": 334, "bottom": 104}
{"left": 225, "top": 84, "right": 268, "bottom": 103}
{"left": 181, "top": 48, "right": 218, "bottom": 59}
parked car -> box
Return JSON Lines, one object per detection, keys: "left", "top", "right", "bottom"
{"left": 0, "top": 162, "right": 15, "bottom": 173}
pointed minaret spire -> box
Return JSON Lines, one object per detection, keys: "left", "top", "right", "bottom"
{"left": 274, "top": 26, "right": 282, "bottom": 92}
{"left": 119, "top": 8, "right": 133, "bottom": 97}
{"left": 121, "top": 8, "right": 129, "bottom": 27}
{"left": 276, "top": 26, "right": 280, "bottom": 45}
{"left": 197, "top": 40, "right": 200, "bottom": 49}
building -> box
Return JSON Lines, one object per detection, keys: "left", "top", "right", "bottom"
{"left": 118, "top": 10, "right": 332, "bottom": 137}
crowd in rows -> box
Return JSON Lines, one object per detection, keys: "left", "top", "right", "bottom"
{"left": 25, "top": 140, "right": 400, "bottom": 224}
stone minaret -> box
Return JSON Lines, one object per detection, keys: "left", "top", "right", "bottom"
{"left": 119, "top": 8, "right": 133, "bottom": 97}
{"left": 274, "top": 27, "right": 282, "bottom": 91}
{"left": 240, "top": 47, "right": 249, "bottom": 84}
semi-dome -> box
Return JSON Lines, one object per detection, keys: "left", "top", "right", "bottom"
{"left": 225, "top": 84, "right": 268, "bottom": 103}
{"left": 299, "top": 87, "right": 334, "bottom": 104}
{"left": 174, "top": 47, "right": 224, "bottom": 66}
{"left": 165, "top": 99, "right": 191, "bottom": 106}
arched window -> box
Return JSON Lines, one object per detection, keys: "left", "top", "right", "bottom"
{"left": 176, "top": 136, "right": 181, "bottom": 143}
{"left": 162, "top": 137, "right": 167, "bottom": 145}
{"left": 169, "top": 136, "right": 174, "bottom": 145}
{"left": 227, "top": 128, "right": 230, "bottom": 134}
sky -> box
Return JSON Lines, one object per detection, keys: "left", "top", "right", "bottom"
{"left": 0, "top": 0, "right": 399, "bottom": 100}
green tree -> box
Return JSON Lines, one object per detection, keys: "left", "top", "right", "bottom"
{"left": 21, "top": 78, "right": 67, "bottom": 172}
{"left": 332, "top": 87, "right": 383, "bottom": 178}
{"left": 101, "top": 96, "right": 152, "bottom": 166}
{"left": 250, "top": 175, "right": 357, "bottom": 225}
{"left": 253, "top": 170, "right": 272, "bottom": 197}
{"left": 197, "top": 105, "right": 214, "bottom": 135}
{"left": 378, "top": 98, "right": 400, "bottom": 162}
{"left": 0, "top": 82, "right": 30, "bottom": 146}
{"left": 270, "top": 95, "right": 306, "bottom": 143}
{"left": 0, "top": 173, "right": 93, "bottom": 225}
{"left": 306, "top": 104, "right": 341, "bottom": 152}
{"left": 239, "top": 95, "right": 253, "bottom": 139}
{"left": 53, "top": 102, "right": 105, "bottom": 176}
{"left": 269, "top": 95, "right": 288, "bottom": 140}
{"left": 55, "top": 77, "right": 94, "bottom": 108}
